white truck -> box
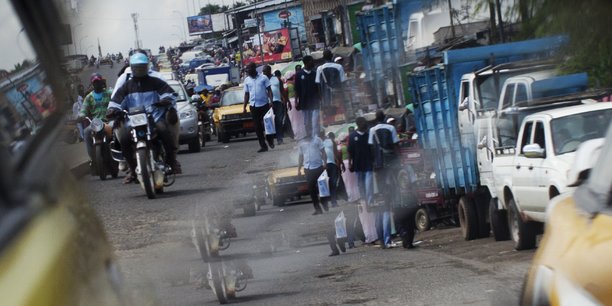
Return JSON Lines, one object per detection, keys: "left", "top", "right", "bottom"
{"left": 483, "top": 102, "right": 612, "bottom": 250}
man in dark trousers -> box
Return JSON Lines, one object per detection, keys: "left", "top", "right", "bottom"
{"left": 294, "top": 55, "right": 320, "bottom": 139}
{"left": 297, "top": 134, "right": 328, "bottom": 215}
{"left": 243, "top": 62, "right": 275, "bottom": 153}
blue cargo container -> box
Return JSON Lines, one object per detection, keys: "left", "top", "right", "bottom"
{"left": 409, "top": 36, "right": 566, "bottom": 209}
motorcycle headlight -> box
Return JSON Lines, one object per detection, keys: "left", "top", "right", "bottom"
{"left": 91, "top": 118, "right": 105, "bottom": 133}
{"left": 129, "top": 113, "right": 148, "bottom": 127}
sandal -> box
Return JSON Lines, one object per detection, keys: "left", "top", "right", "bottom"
{"left": 123, "top": 175, "right": 137, "bottom": 184}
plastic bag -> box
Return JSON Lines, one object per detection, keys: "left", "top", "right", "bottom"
{"left": 317, "top": 170, "right": 330, "bottom": 198}
{"left": 263, "top": 108, "right": 275, "bottom": 135}
{"left": 334, "top": 211, "right": 347, "bottom": 239}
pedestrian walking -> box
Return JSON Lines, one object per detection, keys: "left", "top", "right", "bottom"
{"left": 316, "top": 49, "right": 347, "bottom": 108}
{"left": 72, "top": 84, "right": 86, "bottom": 141}
{"left": 243, "top": 62, "right": 275, "bottom": 153}
{"left": 368, "top": 110, "right": 400, "bottom": 249}
{"left": 348, "top": 117, "right": 378, "bottom": 244}
{"left": 294, "top": 55, "right": 320, "bottom": 139}
{"left": 322, "top": 131, "right": 344, "bottom": 208}
{"left": 297, "top": 134, "right": 328, "bottom": 215}
{"left": 285, "top": 71, "right": 305, "bottom": 140}
{"left": 264, "top": 66, "right": 289, "bottom": 145}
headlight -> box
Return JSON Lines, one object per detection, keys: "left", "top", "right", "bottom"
{"left": 180, "top": 110, "right": 194, "bottom": 119}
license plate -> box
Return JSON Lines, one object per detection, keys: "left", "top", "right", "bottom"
{"left": 243, "top": 121, "right": 254, "bottom": 129}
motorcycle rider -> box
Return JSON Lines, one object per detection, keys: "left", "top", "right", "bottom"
{"left": 107, "top": 53, "right": 182, "bottom": 184}
{"left": 79, "top": 73, "right": 112, "bottom": 165}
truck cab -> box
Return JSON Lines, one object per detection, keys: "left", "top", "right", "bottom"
{"left": 491, "top": 103, "right": 612, "bottom": 250}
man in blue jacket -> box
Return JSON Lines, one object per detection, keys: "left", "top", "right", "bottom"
{"left": 107, "top": 53, "right": 181, "bottom": 183}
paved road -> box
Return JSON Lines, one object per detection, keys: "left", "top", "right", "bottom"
{"left": 82, "top": 133, "right": 535, "bottom": 305}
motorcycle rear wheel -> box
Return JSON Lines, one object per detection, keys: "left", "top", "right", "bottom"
{"left": 137, "top": 148, "right": 156, "bottom": 199}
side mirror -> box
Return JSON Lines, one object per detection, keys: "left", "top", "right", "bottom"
{"left": 523, "top": 143, "right": 545, "bottom": 158}
{"left": 459, "top": 98, "right": 469, "bottom": 111}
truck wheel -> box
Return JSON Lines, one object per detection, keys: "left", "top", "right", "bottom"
{"left": 507, "top": 198, "right": 537, "bottom": 250}
{"left": 458, "top": 196, "right": 478, "bottom": 241}
{"left": 415, "top": 208, "right": 430, "bottom": 232}
{"left": 188, "top": 136, "right": 201, "bottom": 153}
{"left": 476, "top": 195, "right": 491, "bottom": 238}
{"left": 489, "top": 198, "right": 510, "bottom": 241}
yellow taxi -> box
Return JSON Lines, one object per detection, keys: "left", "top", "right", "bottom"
{"left": 260, "top": 149, "right": 309, "bottom": 206}
{"left": 0, "top": 0, "right": 127, "bottom": 305}
{"left": 213, "top": 86, "right": 255, "bottom": 143}
{"left": 521, "top": 123, "right": 612, "bottom": 305}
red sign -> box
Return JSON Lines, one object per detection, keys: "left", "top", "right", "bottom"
{"left": 278, "top": 10, "right": 291, "bottom": 19}
{"left": 242, "top": 28, "right": 293, "bottom": 65}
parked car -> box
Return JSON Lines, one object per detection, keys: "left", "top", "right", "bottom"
{"left": 167, "top": 80, "right": 204, "bottom": 152}
{"left": 213, "top": 86, "right": 255, "bottom": 143}
{"left": 521, "top": 122, "right": 612, "bottom": 305}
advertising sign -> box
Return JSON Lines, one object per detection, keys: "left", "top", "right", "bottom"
{"left": 187, "top": 15, "right": 213, "bottom": 35}
{"left": 263, "top": 6, "right": 306, "bottom": 43}
{"left": 242, "top": 28, "right": 293, "bottom": 65}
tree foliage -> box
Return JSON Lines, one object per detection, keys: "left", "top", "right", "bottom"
{"left": 519, "top": 0, "right": 612, "bottom": 87}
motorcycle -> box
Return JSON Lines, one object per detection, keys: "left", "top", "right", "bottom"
{"left": 120, "top": 106, "right": 175, "bottom": 199}
{"left": 206, "top": 259, "right": 253, "bottom": 304}
{"left": 87, "top": 117, "right": 119, "bottom": 180}
{"left": 191, "top": 212, "right": 232, "bottom": 261}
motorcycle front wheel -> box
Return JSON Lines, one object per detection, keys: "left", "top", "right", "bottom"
{"left": 137, "top": 148, "right": 156, "bottom": 199}
{"left": 95, "top": 145, "right": 107, "bottom": 180}
{"left": 208, "top": 262, "right": 229, "bottom": 304}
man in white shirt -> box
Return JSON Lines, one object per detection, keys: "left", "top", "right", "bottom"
{"left": 297, "top": 135, "right": 328, "bottom": 215}
{"left": 368, "top": 110, "right": 400, "bottom": 249}
{"left": 243, "top": 62, "right": 274, "bottom": 152}
{"left": 315, "top": 50, "right": 347, "bottom": 108}
{"left": 263, "top": 66, "right": 288, "bottom": 145}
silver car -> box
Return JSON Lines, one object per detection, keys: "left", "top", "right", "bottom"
{"left": 167, "top": 80, "right": 203, "bottom": 153}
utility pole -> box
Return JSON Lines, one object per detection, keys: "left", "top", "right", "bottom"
{"left": 447, "top": 0, "right": 456, "bottom": 39}
{"left": 494, "top": 0, "right": 505, "bottom": 42}
{"left": 131, "top": 13, "right": 142, "bottom": 49}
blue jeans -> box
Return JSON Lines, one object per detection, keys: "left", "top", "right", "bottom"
{"left": 376, "top": 210, "right": 392, "bottom": 246}
{"left": 303, "top": 109, "right": 320, "bottom": 139}
{"left": 355, "top": 171, "right": 373, "bottom": 205}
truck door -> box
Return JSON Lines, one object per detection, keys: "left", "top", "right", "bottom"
{"left": 529, "top": 121, "right": 549, "bottom": 212}
{"left": 512, "top": 120, "right": 536, "bottom": 211}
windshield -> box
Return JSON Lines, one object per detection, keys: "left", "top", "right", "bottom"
{"left": 169, "top": 83, "right": 187, "bottom": 102}
{"left": 551, "top": 108, "right": 612, "bottom": 155}
{"left": 221, "top": 89, "right": 244, "bottom": 106}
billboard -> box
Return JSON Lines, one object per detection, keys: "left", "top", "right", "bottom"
{"left": 242, "top": 28, "right": 293, "bottom": 65}
{"left": 263, "top": 6, "right": 306, "bottom": 43}
{"left": 187, "top": 15, "right": 212, "bottom": 35}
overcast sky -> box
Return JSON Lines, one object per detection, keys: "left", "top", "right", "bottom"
{"left": 0, "top": 0, "right": 234, "bottom": 70}
{"left": 74, "top": 0, "right": 234, "bottom": 56}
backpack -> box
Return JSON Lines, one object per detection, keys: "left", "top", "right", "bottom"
{"left": 373, "top": 126, "right": 397, "bottom": 169}
{"left": 321, "top": 67, "right": 342, "bottom": 89}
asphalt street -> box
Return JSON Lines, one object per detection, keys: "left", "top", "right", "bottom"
{"left": 81, "top": 127, "right": 536, "bottom": 305}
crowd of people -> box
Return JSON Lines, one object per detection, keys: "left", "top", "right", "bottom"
{"left": 236, "top": 48, "right": 419, "bottom": 256}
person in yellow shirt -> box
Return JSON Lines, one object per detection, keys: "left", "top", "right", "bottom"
{"left": 199, "top": 89, "right": 211, "bottom": 107}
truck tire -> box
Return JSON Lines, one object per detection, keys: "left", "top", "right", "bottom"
{"left": 415, "top": 208, "right": 430, "bottom": 232}
{"left": 489, "top": 198, "right": 510, "bottom": 241}
{"left": 476, "top": 195, "right": 491, "bottom": 238}
{"left": 458, "top": 196, "right": 478, "bottom": 241}
{"left": 507, "top": 198, "right": 537, "bottom": 250}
